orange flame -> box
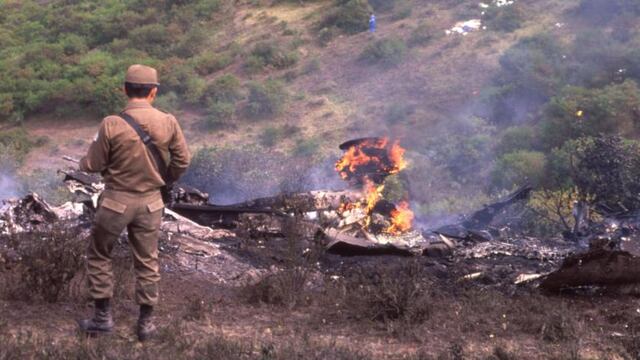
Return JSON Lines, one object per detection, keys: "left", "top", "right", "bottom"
{"left": 336, "top": 137, "right": 414, "bottom": 235}
{"left": 335, "top": 138, "right": 407, "bottom": 182}
{"left": 386, "top": 201, "right": 415, "bottom": 234}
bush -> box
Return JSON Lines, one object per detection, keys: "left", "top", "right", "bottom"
{"left": 570, "top": 136, "right": 640, "bottom": 214}
{"left": 244, "top": 54, "right": 266, "bottom": 74}
{"left": 335, "top": 261, "right": 432, "bottom": 334}
{"left": 321, "top": 0, "right": 372, "bottom": 34}
{"left": 487, "top": 34, "right": 566, "bottom": 124}
{"left": 249, "top": 42, "right": 299, "bottom": 70}
{"left": 204, "top": 101, "right": 235, "bottom": 130}
{"left": 359, "top": 37, "right": 407, "bottom": 67}
{"left": 368, "top": 0, "right": 397, "bottom": 12}
{"left": 155, "top": 91, "right": 181, "bottom": 113}
{"left": 192, "top": 51, "right": 234, "bottom": 75}
{"left": 492, "top": 150, "right": 547, "bottom": 190}
{"left": 203, "top": 74, "right": 241, "bottom": 105}
{"left": 317, "top": 27, "right": 337, "bottom": 46}
{"left": 0, "top": 127, "right": 36, "bottom": 164}
{"left": 246, "top": 79, "right": 287, "bottom": 119}
{"left": 483, "top": 4, "right": 525, "bottom": 32}
{"left": 2, "top": 223, "right": 85, "bottom": 302}
{"left": 183, "top": 146, "right": 318, "bottom": 204}
{"left": 303, "top": 58, "right": 321, "bottom": 74}
{"left": 294, "top": 137, "right": 320, "bottom": 157}
{"left": 539, "top": 80, "right": 640, "bottom": 150}
{"left": 408, "top": 22, "right": 437, "bottom": 47}
{"left": 259, "top": 124, "right": 300, "bottom": 147}
{"left": 496, "top": 126, "right": 535, "bottom": 155}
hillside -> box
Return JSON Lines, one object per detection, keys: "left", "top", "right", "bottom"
{"left": 0, "top": 0, "right": 578, "bottom": 209}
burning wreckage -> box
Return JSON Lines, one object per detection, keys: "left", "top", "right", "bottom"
{"left": 2, "top": 137, "right": 640, "bottom": 293}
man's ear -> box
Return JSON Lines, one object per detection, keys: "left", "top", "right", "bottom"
{"left": 148, "top": 87, "right": 158, "bottom": 102}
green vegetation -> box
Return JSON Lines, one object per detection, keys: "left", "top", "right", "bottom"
{"left": 246, "top": 41, "right": 299, "bottom": 72}
{"left": 2, "top": 223, "right": 84, "bottom": 303}
{"left": 0, "top": 0, "right": 226, "bottom": 122}
{"left": 492, "top": 150, "right": 547, "bottom": 190}
{"left": 246, "top": 79, "right": 287, "bottom": 119}
{"left": 483, "top": 3, "right": 525, "bottom": 32}
{"left": 260, "top": 124, "right": 300, "bottom": 147}
{"left": 408, "top": 22, "right": 437, "bottom": 47}
{"left": 359, "top": 37, "right": 407, "bottom": 67}
{"left": 0, "top": 128, "right": 37, "bottom": 165}
{"left": 321, "top": 0, "right": 372, "bottom": 34}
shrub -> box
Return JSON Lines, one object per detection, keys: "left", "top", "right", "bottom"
{"left": 2, "top": 223, "right": 85, "bottom": 302}
{"left": 492, "top": 150, "right": 547, "bottom": 190}
{"left": 317, "top": 27, "right": 337, "bottom": 46}
{"left": 359, "top": 37, "right": 407, "bottom": 67}
{"left": 0, "top": 127, "right": 36, "bottom": 163}
{"left": 321, "top": 0, "right": 372, "bottom": 34}
{"left": 243, "top": 268, "right": 309, "bottom": 308}
{"left": 294, "top": 137, "right": 320, "bottom": 157}
{"left": 539, "top": 80, "right": 640, "bottom": 150}
{"left": 192, "top": 51, "right": 234, "bottom": 75}
{"left": 391, "top": 3, "right": 412, "bottom": 20}
{"left": 570, "top": 136, "right": 640, "bottom": 214}
{"left": 523, "top": 189, "right": 577, "bottom": 236}
{"left": 128, "top": 24, "right": 177, "bottom": 58}
{"left": 259, "top": 124, "right": 300, "bottom": 147}
{"left": 303, "top": 58, "right": 321, "bottom": 74}
{"left": 492, "top": 34, "right": 567, "bottom": 119}
{"left": 183, "top": 146, "right": 317, "bottom": 204}
{"left": 155, "top": 91, "right": 181, "bottom": 113}
{"left": 244, "top": 54, "right": 266, "bottom": 74}
{"left": 249, "top": 41, "right": 298, "bottom": 69}
{"left": 203, "top": 74, "right": 241, "bottom": 105}
{"left": 204, "top": 101, "right": 235, "bottom": 130}
{"left": 336, "top": 261, "right": 432, "bottom": 332}
{"left": 496, "top": 126, "right": 535, "bottom": 155}
{"left": 408, "top": 22, "right": 436, "bottom": 47}
{"left": 483, "top": 4, "right": 525, "bottom": 32}
{"left": 368, "top": 0, "right": 397, "bottom": 12}
{"left": 246, "top": 79, "right": 287, "bottom": 119}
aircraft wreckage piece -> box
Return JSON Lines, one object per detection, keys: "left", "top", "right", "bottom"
{"left": 540, "top": 249, "right": 640, "bottom": 291}
{"left": 323, "top": 227, "right": 453, "bottom": 257}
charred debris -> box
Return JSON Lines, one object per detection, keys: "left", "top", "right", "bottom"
{"left": 3, "top": 137, "right": 640, "bottom": 294}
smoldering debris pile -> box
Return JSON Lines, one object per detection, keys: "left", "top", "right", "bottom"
{"left": 4, "top": 139, "right": 640, "bottom": 294}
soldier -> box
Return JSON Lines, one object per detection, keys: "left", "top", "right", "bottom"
{"left": 77, "top": 64, "right": 191, "bottom": 341}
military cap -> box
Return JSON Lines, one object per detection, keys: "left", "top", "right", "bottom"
{"left": 125, "top": 64, "right": 159, "bottom": 86}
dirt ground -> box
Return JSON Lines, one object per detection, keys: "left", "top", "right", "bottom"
{"left": 2, "top": 226, "right": 640, "bottom": 360}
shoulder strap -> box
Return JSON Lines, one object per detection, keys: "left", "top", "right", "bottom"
{"left": 119, "top": 112, "right": 172, "bottom": 185}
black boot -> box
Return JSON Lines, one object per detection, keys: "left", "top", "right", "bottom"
{"left": 137, "top": 304, "right": 156, "bottom": 342}
{"left": 78, "top": 298, "right": 114, "bottom": 334}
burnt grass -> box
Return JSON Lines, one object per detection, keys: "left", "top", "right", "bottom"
{"left": 2, "top": 228, "right": 640, "bottom": 359}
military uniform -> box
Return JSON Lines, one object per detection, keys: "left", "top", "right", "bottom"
{"left": 79, "top": 65, "right": 190, "bottom": 337}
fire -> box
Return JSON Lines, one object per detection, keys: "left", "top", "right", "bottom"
{"left": 386, "top": 201, "right": 415, "bottom": 234}
{"left": 335, "top": 138, "right": 407, "bottom": 183}
{"left": 335, "top": 137, "right": 415, "bottom": 235}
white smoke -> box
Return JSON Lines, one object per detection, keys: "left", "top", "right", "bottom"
{"left": 0, "top": 172, "right": 19, "bottom": 201}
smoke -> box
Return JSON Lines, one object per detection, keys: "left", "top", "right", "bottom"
{"left": 182, "top": 147, "right": 346, "bottom": 205}
{"left": 0, "top": 171, "right": 20, "bottom": 201}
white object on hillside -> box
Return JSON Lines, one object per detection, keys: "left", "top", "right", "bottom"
{"left": 445, "top": 19, "right": 482, "bottom": 35}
